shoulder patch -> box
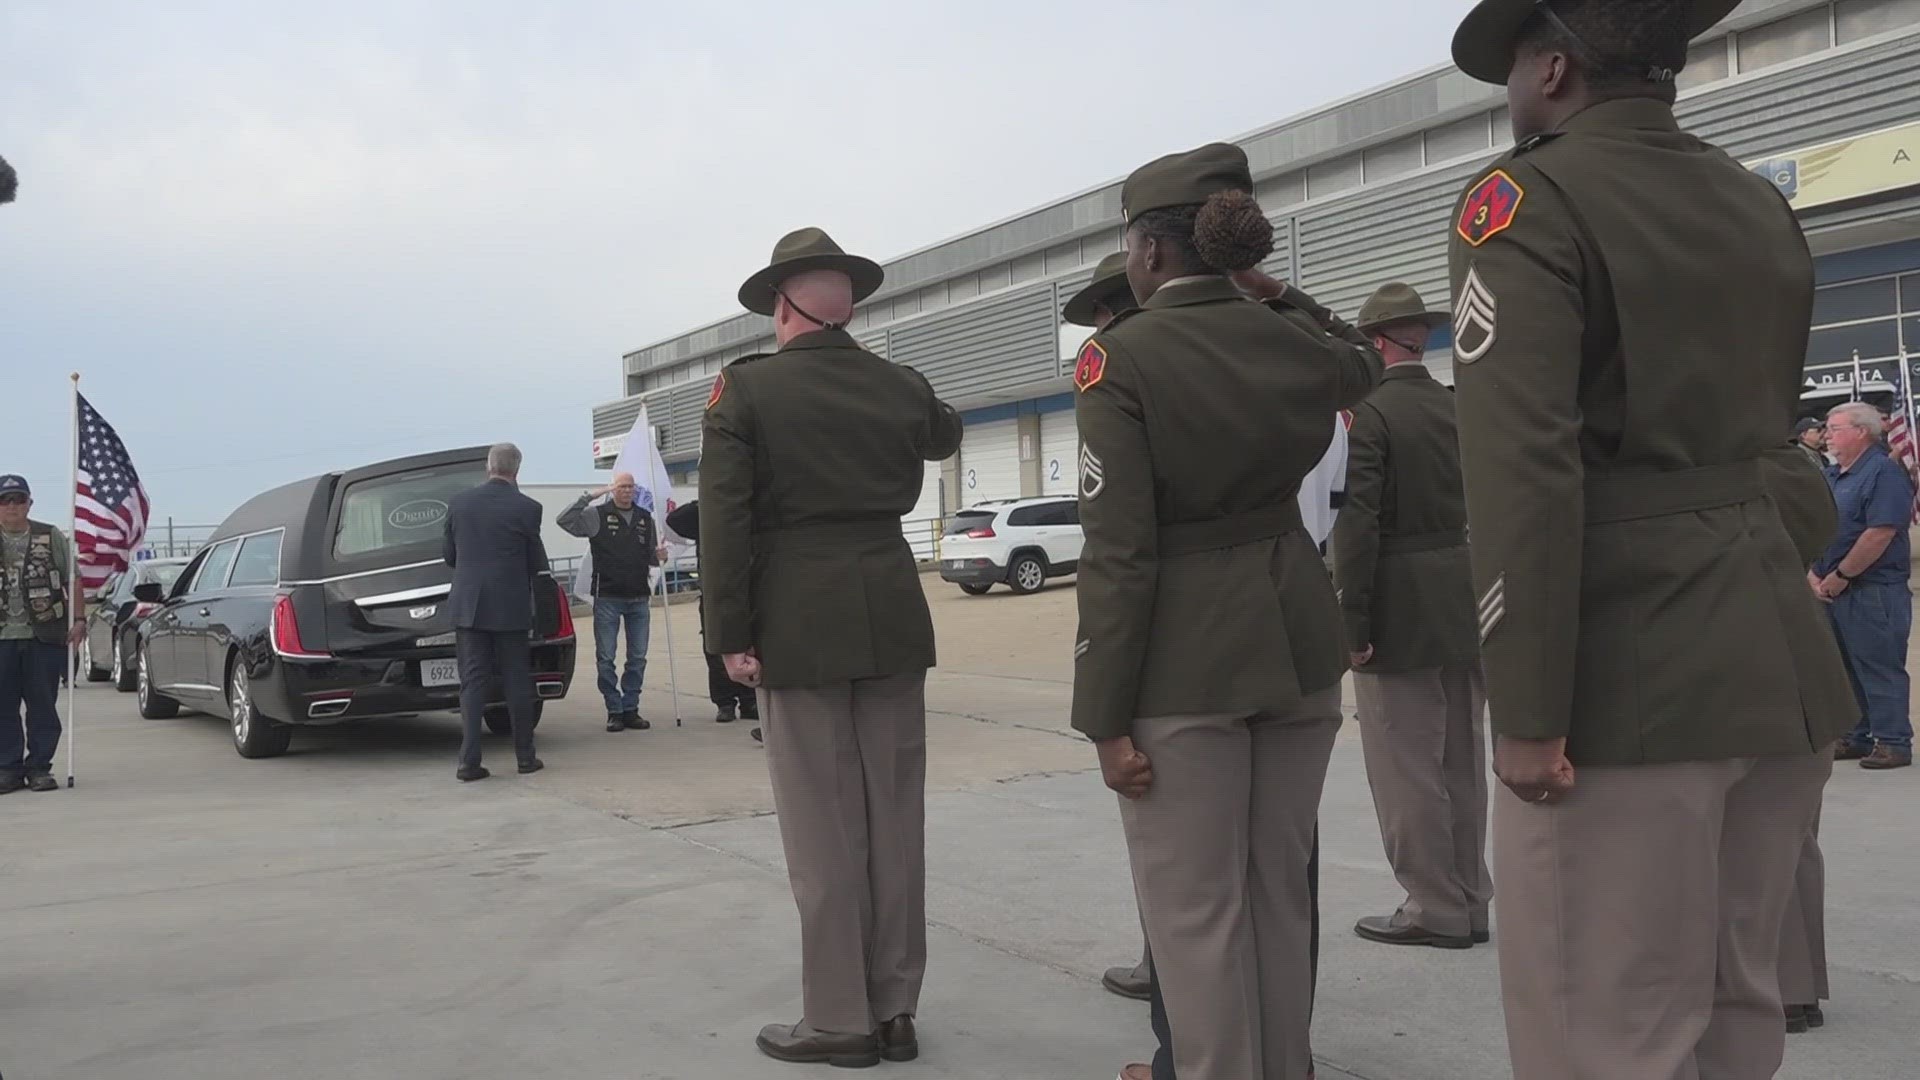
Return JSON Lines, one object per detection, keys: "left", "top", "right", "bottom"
{"left": 705, "top": 372, "right": 726, "bottom": 411}
{"left": 1457, "top": 169, "right": 1525, "bottom": 248}
{"left": 1074, "top": 340, "right": 1109, "bottom": 393}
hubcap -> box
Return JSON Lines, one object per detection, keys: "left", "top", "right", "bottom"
{"left": 138, "top": 646, "right": 150, "bottom": 705}
{"left": 82, "top": 639, "right": 92, "bottom": 674}
{"left": 112, "top": 640, "right": 123, "bottom": 682}
{"left": 1018, "top": 562, "right": 1044, "bottom": 590}
{"left": 231, "top": 666, "right": 251, "bottom": 742}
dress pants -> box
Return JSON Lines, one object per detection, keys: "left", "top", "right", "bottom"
{"left": 1494, "top": 749, "right": 1832, "bottom": 1080}
{"left": 761, "top": 672, "right": 928, "bottom": 1035}
{"left": 1122, "top": 685, "right": 1341, "bottom": 1080}
{"left": 1353, "top": 665, "right": 1491, "bottom": 937}
{"left": 1777, "top": 808, "right": 1829, "bottom": 1007}
{"left": 455, "top": 628, "right": 536, "bottom": 769}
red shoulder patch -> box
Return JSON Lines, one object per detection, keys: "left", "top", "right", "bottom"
{"left": 705, "top": 372, "right": 726, "bottom": 411}
{"left": 1456, "top": 169, "right": 1525, "bottom": 247}
{"left": 1074, "top": 340, "right": 1108, "bottom": 393}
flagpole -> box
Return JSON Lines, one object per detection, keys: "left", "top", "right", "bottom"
{"left": 1850, "top": 349, "right": 1865, "bottom": 403}
{"left": 658, "top": 560, "right": 682, "bottom": 727}
{"left": 67, "top": 373, "right": 80, "bottom": 789}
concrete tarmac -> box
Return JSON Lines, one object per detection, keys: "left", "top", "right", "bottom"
{"left": 2, "top": 578, "right": 1912, "bottom": 1079}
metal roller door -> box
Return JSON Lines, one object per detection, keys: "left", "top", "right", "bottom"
{"left": 1040, "top": 411, "right": 1078, "bottom": 496}
{"left": 900, "top": 470, "right": 943, "bottom": 561}
{"left": 958, "top": 418, "right": 1021, "bottom": 506}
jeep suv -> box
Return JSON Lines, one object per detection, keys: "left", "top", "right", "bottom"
{"left": 938, "top": 497, "right": 1082, "bottom": 595}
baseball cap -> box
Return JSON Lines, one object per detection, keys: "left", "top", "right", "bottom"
{"left": 0, "top": 474, "right": 30, "bottom": 499}
{"left": 1794, "top": 417, "right": 1823, "bottom": 437}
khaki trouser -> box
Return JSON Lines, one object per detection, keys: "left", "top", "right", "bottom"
{"left": 1353, "top": 665, "right": 1491, "bottom": 938}
{"left": 761, "top": 672, "right": 928, "bottom": 1035}
{"left": 1494, "top": 749, "right": 1832, "bottom": 1080}
{"left": 1777, "top": 808, "right": 1829, "bottom": 1006}
{"left": 1121, "top": 685, "right": 1342, "bottom": 1080}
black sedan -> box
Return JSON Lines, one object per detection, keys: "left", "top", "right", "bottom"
{"left": 79, "top": 557, "right": 191, "bottom": 691}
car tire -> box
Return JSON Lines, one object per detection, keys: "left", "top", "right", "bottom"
{"left": 81, "top": 637, "right": 110, "bottom": 682}
{"left": 113, "top": 635, "right": 138, "bottom": 692}
{"left": 959, "top": 583, "right": 992, "bottom": 596}
{"left": 136, "top": 641, "right": 180, "bottom": 719}
{"left": 1007, "top": 553, "right": 1048, "bottom": 595}
{"left": 228, "top": 655, "right": 292, "bottom": 759}
{"left": 484, "top": 701, "right": 544, "bottom": 737}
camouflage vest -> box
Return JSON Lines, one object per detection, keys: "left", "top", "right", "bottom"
{"left": 1, "top": 522, "right": 69, "bottom": 645}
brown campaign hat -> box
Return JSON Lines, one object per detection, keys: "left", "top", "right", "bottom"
{"left": 1357, "top": 282, "right": 1450, "bottom": 333}
{"left": 1452, "top": 0, "right": 1740, "bottom": 85}
{"left": 1062, "top": 251, "right": 1135, "bottom": 328}
{"left": 1121, "top": 142, "right": 1254, "bottom": 223}
{"left": 737, "top": 227, "right": 884, "bottom": 316}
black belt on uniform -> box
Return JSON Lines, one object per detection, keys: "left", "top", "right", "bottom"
{"left": 1380, "top": 528, "right": 1468, "bottom": 554}
{"left": 752, "top": 518, "right": 903, "bottom": 553}
{"left": 1157, "top": 503, "right": 1304, "bottom": 557}
{"left": 1584, "top": 458, "right": 1766, "bottom": 525}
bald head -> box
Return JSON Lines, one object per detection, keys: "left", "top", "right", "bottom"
{"left": 773, "top": 268, "right": 855, "bottom": 344}
{"left": 610, "top": 471, "right": 637, "bottom": 509}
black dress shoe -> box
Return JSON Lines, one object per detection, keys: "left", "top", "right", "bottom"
{"left": 715, "top": 702, "right": 737, "bottom": 723}
{"left": 624, "top": 711, "right": 650, "bottom": 731}
{"left": 1471, "top": 929, "right": 1491, "bottom": 944}
{"left": 1806, "top": 1004, "right": 1825, "bottom": 1028}
{"left": 26, "top": 774, "right": 59, "bottom": 792}
{"left": 0, "top": 774, "right": 26, "bottom": 795}
{"left": 1785, "top": 1004, "right": 1809, "bottom": 1034}
{"left": 1101, "top": 964, "right": 1152, "bottom": 1001}
{"left": 457, "top": 765, "right": 490, "bottom": 782}
{"left": 518, "top": 758, "right": 544, "bottom": 775}
{"left": 607, "top": 712, "right": 625, "bottom": 733}
{"left": 1835, "top": 742, "right": 1872, "bottom": 761}
{"left": 754, "top": 1021, "right": 880, "bottom": 1068}
{"left": 1354, "top": 914, "right": 1474, "bottom": 950}
{"left": 878, "top": 1015, "right": 917, "bottom": 1062}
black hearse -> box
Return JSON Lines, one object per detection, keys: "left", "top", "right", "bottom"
{"left": 132, "top": 447, "right": 577, "bottom": 758}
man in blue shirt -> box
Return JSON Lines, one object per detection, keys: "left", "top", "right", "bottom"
{"left": 1813, "top": 402, "right": 1914, "bottom": 769}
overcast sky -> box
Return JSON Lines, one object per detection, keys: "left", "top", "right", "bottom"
{"left": 1, "top": 0, "right": 1465, "bottom": 524}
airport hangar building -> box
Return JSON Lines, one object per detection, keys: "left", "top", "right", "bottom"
{"left": 592, "top": 0, "right": 1920, "bottom": 553}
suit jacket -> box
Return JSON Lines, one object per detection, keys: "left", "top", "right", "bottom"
{"left": 443, "top": 478, "right": 549, "bottom": 632}
{"left": 1334, "top": 363, "right": 1478, "bottom": 674}
{"left": 698, "top": 330, "right": 963, "bottom": 688}
{"left": 1069, "top": 276, "right": 1381, "bottom": 740}
{"left": 1447, "top": 97, "right": 1854, "bottom": 766}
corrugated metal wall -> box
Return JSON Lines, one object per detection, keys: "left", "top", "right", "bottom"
{"left": 1685, "top": 29, "right": 1920, "bottom": 156}
{"left": 890, "top": 285, "right": 1058, "bottom": 401}
{"left": 1293, "top": 171, "right": 1477, "bottom": 321}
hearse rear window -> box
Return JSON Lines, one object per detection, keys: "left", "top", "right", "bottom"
{"left": 333, "top": 463, "right": 486, "bottom": 560}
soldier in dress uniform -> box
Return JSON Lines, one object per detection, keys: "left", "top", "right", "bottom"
{"left": 1446, "top": 2, "right": 1856, "bottom": 1077}
{"left": 1072, "top": 142, "right": 1380, "bottom": 1080}
{"left": 700, "top": 227, "right": 963, "bottom": 1069}
{"left": 1068, "top": 251, "right": 1162, "bottom": 1006}
{"left": 1336, "top": 282, "right": 1489, "bottom": 952}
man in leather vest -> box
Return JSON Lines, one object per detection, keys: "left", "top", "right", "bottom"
{"left": 1337, "top": 283, "right": 1489, "bottom": 952}
{"left": 1447, "top": 2, "right": 1855, "bottom": 1077}
{"left": 1, "top": 475, "right": 87, "bottom": 795}
{"left": 559, "top": 472, "right": 665, "bottom": 733}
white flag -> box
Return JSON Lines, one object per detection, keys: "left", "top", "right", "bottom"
{"left": 573, "top": 402, "right": 683, "bottom": 601}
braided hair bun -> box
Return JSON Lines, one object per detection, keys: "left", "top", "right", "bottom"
{"left": 1192, "top": 189, "right": 1273, "bottom": 273}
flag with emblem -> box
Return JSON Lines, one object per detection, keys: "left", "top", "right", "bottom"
{"left": 73, "top": 393, "right": 151, "bottom": 594}
{"left": 1885, "top": 357, "right": 1920, "bottom": 524}
{"left": 573, "top": 402, "right": 682, "bottom": 601}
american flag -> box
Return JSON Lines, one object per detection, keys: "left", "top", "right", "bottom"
{"left": 74, "top": 394, "right": 151, "bottom": 593}
{"left": 1883, "top": 363, "right": 1920, "bottom": 524}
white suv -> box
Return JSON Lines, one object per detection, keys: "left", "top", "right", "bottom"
{"left": 938, "top": 497, "right": 1083, "bottom": 595}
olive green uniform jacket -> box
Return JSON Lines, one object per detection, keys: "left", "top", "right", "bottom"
{"left": 1069, "top": 277, "right": 1382, "bottom": 740}
{"left": 1447, "top": 97, "right": 1854, "bottom": 767}
{"left": 1334, "top": 363, "right": 1479, "bottom": 674}
{"left": 698, "top": 329, "right": 963, "bottom": 689}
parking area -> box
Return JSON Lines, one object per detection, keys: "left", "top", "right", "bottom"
{"left": 3, "top": 576, "right": 1914, "bottom": 1080}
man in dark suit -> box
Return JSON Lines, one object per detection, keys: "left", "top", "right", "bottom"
{"left": 443, "top": 443, "right": 548, "bottom": 782}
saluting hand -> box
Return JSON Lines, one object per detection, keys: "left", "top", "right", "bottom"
{"left": 1227, "top": 267, "right": 1287, "bottom": 301}
{"left": 723, "top": 651, "right": 762, "bottom": 688}
{"left": 1096, "top": 735, "right": 1154, "bottom": 800}
{"left": 1494, "top": 736, "right": 1575, "bottom": 805}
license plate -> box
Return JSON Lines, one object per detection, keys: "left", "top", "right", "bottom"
{"left": 421, "top": 658, "right": 461, "bottom": 688}
{"left": 946, "top": 560, "right": 960, "bottom": 569}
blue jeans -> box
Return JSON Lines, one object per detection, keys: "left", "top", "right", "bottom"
{"left": 593, "top": 596, "right": 651, "bottom": 715}
{"left": 1829, "top": 579, "right": 1913, "bottom": 750}
{"left": 0, "top": 638, "right": 66, "bottom": 778}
